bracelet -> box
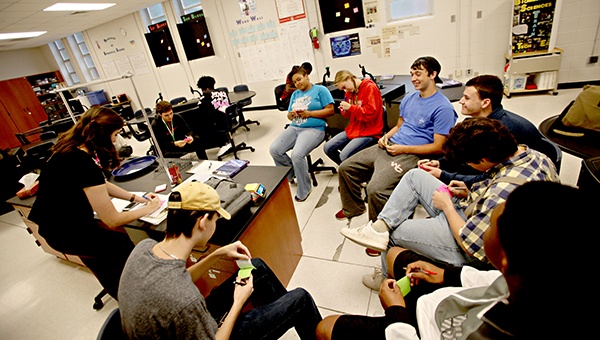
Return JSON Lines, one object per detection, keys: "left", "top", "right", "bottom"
{"left": 129, "top": 194, "right": 136, "bottom": 202}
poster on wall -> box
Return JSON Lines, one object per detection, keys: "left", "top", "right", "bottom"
{"left": 330, "top": 33, "right": 361, "bottom": 58}
{"left": 511, "top": 0, "right": 557, "bottom": 54}
{"left": 239, "top": 0, "right": 258, "bottom": 17}
{"left": 318, "top": 0, "right": 365, "bottom": 34}
{"left": 275, "top": 0, "right": 306, "bottom": 23}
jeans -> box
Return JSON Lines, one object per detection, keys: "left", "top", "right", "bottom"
{"left": 205, "top": 258, "right": 322, "bottom": 340}
{"left": 270, "top": 126, "right": 325, "bottom": 200}
{"left": 378, "top": 169, "right": 479, "bottom": 273}
{"left": 323, "top": 131, "right": 376, "bottom": 165}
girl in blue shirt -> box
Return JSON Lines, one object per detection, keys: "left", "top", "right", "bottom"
{"left": 269, "top": 66, "right": 334, "bottom": 201}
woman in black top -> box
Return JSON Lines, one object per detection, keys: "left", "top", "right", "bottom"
{"left": 29, "top": 107, "right": 161, "bottom": 299}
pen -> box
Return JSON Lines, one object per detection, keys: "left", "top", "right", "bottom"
{"left": 233, "top": 280, "right": 246, "bottom": 286}
{"left": 142, "top": 195, "right": 150, "bottom": 200}
{"left": 404, "top": 267, "right": 438, "bottom": 275}
{"left": 449, "top": 187, "right": 468, "bottom": 191}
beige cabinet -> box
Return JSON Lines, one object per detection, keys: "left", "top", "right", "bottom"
{"left": 503, "top": 48, "right": 562, "bottom": 98}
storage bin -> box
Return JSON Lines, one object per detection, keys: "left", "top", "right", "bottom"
{"left": 86, "top": 90, "right": 108, "bottom": 106}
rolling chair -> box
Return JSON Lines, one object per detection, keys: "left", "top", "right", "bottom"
{"left": 22, "top": 141, "right": 54, "bottom": 173}
{"left": 125, "top": 121, "right": 151, "bottom": 142}
{"left": 97, "top": 308, "right": 126, "bottom": 340}
{"left": 39, "top": 131, "right": 57, "bottom": 141}
{"left": 177, "top": 105, "right": 254, "bottom": 161}
{"left": 170, "top": 97, "right": 187, "bottom": 105}
{"left": 274, "top": 84, "right": 288, "bottom": 111}
{"left": 232, "top": 84, "right": 260, "bottom": 132}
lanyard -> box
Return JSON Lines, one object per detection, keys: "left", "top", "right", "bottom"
{"left": 162, "top": 118, "right": 175, "bottom": 141}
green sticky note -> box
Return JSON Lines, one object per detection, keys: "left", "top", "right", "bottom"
{"left": 397, "top": 276, "right": 411, "bottom": 296}
{"left": 236, "top": 259, "right": 255, "bottom": 279}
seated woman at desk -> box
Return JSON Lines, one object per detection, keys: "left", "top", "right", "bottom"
{"left": 324, "top": 70, "right": 384, "bottom": 165}
{"left": 151, "top": 100, "right": 208, "bottom": 160}
{"left": 28, "top": 106, "right": 161, "bottom": 300}
{"left": 270, "top": 65, "right": 335, "bottom": 202}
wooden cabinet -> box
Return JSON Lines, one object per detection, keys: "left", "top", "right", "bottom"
{"left": 26, "top": 71, "right": 67, "bottom": 120}
{"left": 0, "top": 70, "right": 65, "bottom": 150}
{"left": 503, "top": 48, "right": 562, "bottom": 98}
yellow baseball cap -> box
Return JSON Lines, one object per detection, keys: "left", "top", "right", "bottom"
{"left": 168, "top": 181, "right": 231, "bottom": 220}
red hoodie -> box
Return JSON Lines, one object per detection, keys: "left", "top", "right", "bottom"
{"left": 341, "top": 78, "right": 384, "bottom": 139}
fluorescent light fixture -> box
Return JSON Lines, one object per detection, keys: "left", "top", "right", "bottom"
{"left": 44, "top": 3, "right": 116, "bottom": 11}
{"left": 0, "top": 31, "right": 47, "bottom": 40}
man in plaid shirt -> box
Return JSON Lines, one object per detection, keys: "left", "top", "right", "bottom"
{"left": 341, "top": 118, "right": 559, "bottom": 279}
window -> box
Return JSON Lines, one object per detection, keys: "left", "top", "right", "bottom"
{"left": 147, "top": 3, "right": 166, "bottom": 24}
{"left": 180, "top": 0, "right": 202, "bottom": 15}
{"left": 387, "top": 0, "right": 433, "bottom": 22}
{"left": 53, "top": 39, "right": 80, "bottom": 85}
{"left": 73, "top": 32, "right": 99, "bottom": 80}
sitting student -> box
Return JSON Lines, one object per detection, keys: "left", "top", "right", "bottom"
{"left": 336, "top": 56, "right": 456, "bottom": 222}
{"left": 323, "top": 70, "right": 384, "bottom": 165}
{"left": 281, "top": 62, "right": 313, "bottom": 108}
{"left": 197, "top": 75, "right": 235, "bottom": 157}
{"left": 151, "top": 100, "right": 207, "bottom": 159}
{"left": 270, "top": 65, "right": 335, "bottom": 202}
{"left": 419, "top": 75, "right": 547, "bottom": 186}
{"left": 319, "top": 181, "right": 592, "bottom": 339}
{"left": 119, "top": 181, "right": 322, "bottom": 339}
{"left": 341, "top": 118, "right": 559, "bottom": 288}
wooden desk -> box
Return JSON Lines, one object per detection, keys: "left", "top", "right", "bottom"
{"left": 8, "top": 160, "right": 302, "bottom": 295}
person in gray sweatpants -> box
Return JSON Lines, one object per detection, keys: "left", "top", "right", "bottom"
{"left": 336, "top": 57, "right": 457, "bottom": 222}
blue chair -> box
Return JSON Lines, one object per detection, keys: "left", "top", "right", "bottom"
{"left": 536, "top": 137, "right": 563, "bottom": 174}
{"left": 97, "top": 308, "right": 126, "bottom": 340}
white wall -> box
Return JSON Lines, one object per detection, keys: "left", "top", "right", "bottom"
{"left": 0, "top": 47, "right": 55, "bottom": 81}
{"left": 5, "top": 0, "right": 597, "bottom": 108}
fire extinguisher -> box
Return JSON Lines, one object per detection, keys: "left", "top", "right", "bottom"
{"left": 310, "top": 27, "right": 319, "bottom": 49}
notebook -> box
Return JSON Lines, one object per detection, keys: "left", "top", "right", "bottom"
{"left": 212, "top": 159, "right": 249, "bottom": 178}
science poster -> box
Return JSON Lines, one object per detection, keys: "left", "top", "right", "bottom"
{"left": 330, "top": 33, "right": 361, "bottom": 58}
{"left": 511, "top": 0, "right": 557, "bottom": 54}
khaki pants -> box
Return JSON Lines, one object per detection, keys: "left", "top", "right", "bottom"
{"left": 338, "top": 145, "right": 420, "bottom": 221}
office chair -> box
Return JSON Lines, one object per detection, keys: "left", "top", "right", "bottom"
{"left": 125, "top": 121, "right": 151, "bottom": 142}
{"left": 274, "top": 84, "right": 288, "bottom": 111}
{"left": 232, "top": 84, "right": 260, "bottom": 132}
{"left": 216, "top": 87, "right": 229, "bottom": 94}
{"left": 177, "top": 105, "right": 254, "bottom": 161}
{"left": 170, "top": 97, "right": 187, "bottom": 105}
{"left": 22, "top": 141, "right": 54, "bottom": 173}
{"left": 96, "top": 308, "right": 126, "bottom": 340}
{"left": 39, "top": 131, "right": 57, "bottom": 141}
{"left": 15, "top": 133, "right": 30, "bottom": 145}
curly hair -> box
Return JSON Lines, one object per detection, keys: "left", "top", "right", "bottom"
{"left": 52, "top": 106, "right": 123, "bottom": 169}
{"left": 443, "top": 117, "right": 517, "bottom": 165}
{"left": 197, "top": 76, "right": 216, "bottom": 91}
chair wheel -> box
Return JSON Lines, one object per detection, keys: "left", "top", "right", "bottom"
{"left": 332, "top": 169, "right": 337, "bottom": 174}
{"left": 93, "top": 300, "right": 104, "bottom": 310}
{"left": 256, "top": 122, "right": 260, "bottom": 125}
{"left": 250, "top": 148, "right": 255, "bottom": 152}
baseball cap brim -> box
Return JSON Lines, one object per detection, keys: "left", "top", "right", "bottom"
{"left": 216, "top": 206, "right": 231, "bottom": 220}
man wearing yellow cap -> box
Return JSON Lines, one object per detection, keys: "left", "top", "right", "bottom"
{"left": 119, "top": 181, "right": 321, "bottom": 339}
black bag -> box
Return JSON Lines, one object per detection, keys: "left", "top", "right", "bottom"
{"left": 204, "top": 177, "right": 251, "bottom": 218}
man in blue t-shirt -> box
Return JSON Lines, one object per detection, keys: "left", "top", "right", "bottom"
{"left": 336, "top": 56, "right": 457, "bottom": 223}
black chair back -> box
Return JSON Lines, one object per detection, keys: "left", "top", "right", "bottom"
{"left": 536, "top": 137, "right": 563, "bottom": 173}
{"left": 96, "top": 308, "right": 126, "bottom": 340}
{"left": 274, "top": 84, "right": 287, "bottom": 111}
{"left": 40, "top": 131, "right": 57, "bottom": 141}
{"left": 170, "top": 97, "right": 187, "bottom": 105}
{"left": 125, "top": 121, "right": 151, "bottom": 142}
{"left": 233, "top": 84, "right": 252, "bottom": 107}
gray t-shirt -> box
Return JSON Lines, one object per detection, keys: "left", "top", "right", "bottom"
{"left": 118, "top": 239, "right": 219, "bottom": 339}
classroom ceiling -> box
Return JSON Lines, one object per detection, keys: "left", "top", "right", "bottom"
{"left": 0, "top": 0, "right": 162, "bottom": 51}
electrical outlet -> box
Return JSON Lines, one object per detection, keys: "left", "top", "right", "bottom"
{"left": 466, "top": 68, "right": 473, "bottom": 76}
{"left": 455, "top": 69, "right": 461, "bottom": 77}
{"left": 474, "top": 71, "right": 479, "bottom": 77}
{"left": 589, "top": 56, "right": 599, "bottom": 64}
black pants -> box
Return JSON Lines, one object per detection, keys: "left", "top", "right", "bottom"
{"left": 44, "top": 224, "right": 134, "bottom": 300}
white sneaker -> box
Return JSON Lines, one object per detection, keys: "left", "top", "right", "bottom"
{"left": 340, "top": 221, "right": 389, "bottom": 252}
{"left": 362, "top": 267, "right": 385, "bottom": 291}
{"left": 217, "top": 143, "right": 232, "bottom": 157}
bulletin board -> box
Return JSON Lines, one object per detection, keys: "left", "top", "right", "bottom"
{"left": 318, "top": 0, "right": 365, "bottom": 34}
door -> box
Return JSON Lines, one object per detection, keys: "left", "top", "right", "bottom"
{"left": 0, "top": 100, "right": 23, "bottom": 150}
{"left": 0, "top": 78, "right": 47, "bottom": 133}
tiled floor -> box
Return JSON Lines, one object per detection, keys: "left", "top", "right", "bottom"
{"left": 0, "top": 88, "right": 583, "bottom": 339}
